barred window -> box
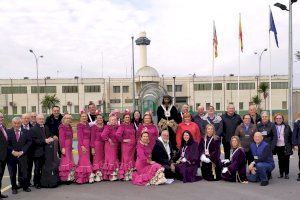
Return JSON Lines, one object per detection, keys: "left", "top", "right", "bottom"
{"left": 1, "top": 86, "right": 27, "bottom": 94}
{"left": 110, "top": 99, "right": 121, "bottom": 103}
{"left": 31, "top": 86, "right": 56, "bottom": 93}
{"left": 167, "top": 85, "right": 172, "bottom": 92}
{"left": 62, "top": 86, "right": 78, "bottom": 93}
{"left": 122, "top": 86, "right": 129, "bottom": 93}
{"left": 113, "top": 86, "right": 120, "bottom": 93}
{"left": 194, "top": 83, "right": 222, "bottom": 91}
{"left": 84, "top": 85, "right": 101, "bottom": 93}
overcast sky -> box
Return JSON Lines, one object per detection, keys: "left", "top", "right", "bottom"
{"left": 0, "top": 0, "right": 299, "bottom": 86}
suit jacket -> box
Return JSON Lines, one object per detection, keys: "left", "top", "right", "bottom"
{"left": 30, "top": 124, "right": 53, "bottom": 158}
{"left": 6, "top": 128, "right": 32, "bottom": 158}
{"left": 0, "top": 125, "right": 8, "bottom": 161}
{"left": 152, "top": 139, "right": 174, "bottom": 169}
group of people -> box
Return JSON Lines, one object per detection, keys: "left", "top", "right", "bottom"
{"left": 1, "top": 97, "right": 300, "bottom": 199}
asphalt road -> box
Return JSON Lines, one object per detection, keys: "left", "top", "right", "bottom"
{"left": 1, "top": 151, "right": 300, "bottom": 200}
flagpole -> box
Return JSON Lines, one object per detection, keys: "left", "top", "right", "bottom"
{"left": 211, "top": 21, "right": 215, "bottom": 106}
{"left": 268, "top": 27, "right": 273, "bottom": 121}
{"left": 237, "top": 13, "right": 241, "bottom": 114}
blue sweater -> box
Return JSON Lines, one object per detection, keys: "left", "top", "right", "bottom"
{"left": 250, "top": 141, "right": 274, "bottom": 165}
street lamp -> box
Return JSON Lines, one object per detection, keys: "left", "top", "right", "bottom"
{"left": 274, "top": 0, "right": 297, "bottom": 127}
{"left": 29, "top": 49, "right": 43, "bottom": 114}
{"left": 254, "top": 48, "right": 268, "bottom": 85}
{"left": 173, "top": 76, "right": 176, "bottom": 105}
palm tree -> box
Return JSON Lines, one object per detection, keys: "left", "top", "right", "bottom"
{"left": 251, "top": 95, "right": 262, "bottom": 112}
{"left": 258, "top": 82, "right": 269, "bottom": 110}
{"left": 41, "top": 94, "right": 60, "bottom": 114}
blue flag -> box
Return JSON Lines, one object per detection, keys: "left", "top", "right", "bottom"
{"left": 269, "top": 8, "right": 279, "bottom": 48}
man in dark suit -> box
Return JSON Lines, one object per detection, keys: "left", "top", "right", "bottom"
{"left": 21, "top": 113, "right": 33, "bottom": 186}
{"left": 30, "top": 114, "right": 52, "bottom": 189}
{"left": 152, "top": 129, "right": 175, "bottom": 178}
{"left": 7, "top": 117, "right": 32, "bottom": 194}
{"left": 0, "top": 113, "right": 8, "bottom": 199}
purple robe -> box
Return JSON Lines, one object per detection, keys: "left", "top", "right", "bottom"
{"left": 221, "top": 147, "right": 247, "bottom": 182}
{"left": 175, "top": 141, "right": 202, "bottom": 183}
{"left": 136, "top": 124, "right": 159, "bottom": 149}
{"left": 58, "top": 124, "right": 75, "bottom": 181}
{"left": 101, "top": 124, "right": 119, "bottom": 180}
{"left": 132, "top": 142, "right": 163, "bottom": 186}
{"left": 75, "top": 122, "right": 92, "bottom": 184}
{"left": 91, "top": 124, "right": 105, "bottom": 173}
{"left": 116, "top": 123, "right": 136, "bottom": 180}
{"left": 199, "top": 136, "right": 221, "bottom": 181}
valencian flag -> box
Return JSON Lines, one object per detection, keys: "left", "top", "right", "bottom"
{"left": 269, "top": 8, "right": 279, "bottom": 47}
{"left": 239, "top": 13, "right": 243, "bottom": 52}
{"left": 213, "top": 21, "right": 218, "bottom": 58}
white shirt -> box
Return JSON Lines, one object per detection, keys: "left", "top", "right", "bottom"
{"left": 158, "top": 136, "right": 171, "bottom": 160}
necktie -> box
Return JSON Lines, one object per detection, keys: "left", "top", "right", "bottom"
{"left": 0, "top": 126, "right": 8, "bottom": 141}
{"left": 15, "top": 129, "right": 20, "bottom": 142}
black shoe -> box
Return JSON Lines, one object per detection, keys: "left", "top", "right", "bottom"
{"left": 278, "top": 174, "right": 283, "bottom": 178}
{"left": 23, "top": 188, "right": 31, "bottom": 192}
{"left": 12, "top": 189, "right": 18, "bottom": 195}
{"left": 0, "top": 194, "right": 8, "bottom": 198}
{"left": 35, "top": 185, "right": 41, "bottom": 189}
{"left": 267, "top": 172, "right": 272, "bottom": 180}
{"left": 16, "top": 185, "right": 21, "bottom": 189}
{"left": 284, "top": 174, "right": 289, "bottom": 179}
{"left": 260, "top": 181, "right": 269, "bottom": 186}
{"left": 297, "top": 174, "right": 300, "bottom": 181}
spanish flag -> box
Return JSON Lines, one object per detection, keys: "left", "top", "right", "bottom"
{"left": 213, "top": 21, "right": 218, "bottom": 58}
{"left": 239, "top": 13, "right": 243, "bottom": 52}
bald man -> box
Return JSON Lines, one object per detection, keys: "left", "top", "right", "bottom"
{"left": 248, "top": 132, "right": 275, "bottom": 186}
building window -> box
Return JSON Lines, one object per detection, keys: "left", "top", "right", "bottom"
{"left": 196, "top": 103, "right": 201, "bottom": 108}
{"left": 113, "top": 86, "right": 120, "bottom": 93}
{"left": 175, "top": 85, "right": 182, "bottom": 92}
{"left": 124, "top": 99, "right": 138, "bottom": 104}
{"left": 239, "top": 83, "right": 255, "bottom": 90}
{"left": 206, "top": 103, "right": 211, "bottom": 110}
{"left": 167, "top": 85, "right": 172, "bottom": 92}
{"left": 110, "top": 99, "right": 121, "bottom": 103}
{"left": 84, "top": 85, "right": 101, "bottom": 93}
{"left": 13, "top": 106, "right": 17, "bottom": 114}
{"left": 31, "top": 86, "right": 56, "bottom": 93}
{"left": 3, "top": 106, "right": 8, "bottom": 114}
{"left": 122, "top": 86, "right": 129, "bottom": 93}
{"left": 74, "top": 105, "right": 79, "bottom": 113}
{"left": 62, "top": 106, "right": 68, "bottom": 113}
{"left": 62, "top": 86, "right": 78, "bottom": 93}
{"left": 272, "top": 82, "right": 288, "bottom": 89}
{"left": 239, "top": 102, "right": 244, "bottom": 110}
{"left": 194, "top": 83, "right": 222, "bottom": 91}
{"left": 216, "top": 103, "right": 221, "bottom": 111}
{"left": 1, "top": 86, "right": 27, "bottom": 94}
{"left": 21, "top": 106, "right": 26, "bottom": 114}
{"left": 282, "top": 101, "right": 287, "bottom": 109}
{"left": 31, "top": 106, "right": 36, "bottom": 112}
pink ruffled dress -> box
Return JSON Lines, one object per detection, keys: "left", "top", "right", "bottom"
{"left": 91, "top": 124, "right": 105, "bottom": 181}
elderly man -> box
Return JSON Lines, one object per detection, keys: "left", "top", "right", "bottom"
{"left": 221, "top": 104, "right": 242, "bottom": 159}
{"left": 152, "top": 130, "right": 175, "bottom": 178}
{"left": 248, "top": 132, "right": 275, "bottom": 186}
{"left": 248, "top": 105, "right": 262, "bottom": 125}
{"left": 30, "top": 112, "right": 37, "bottom": 127}
{"left": 178, "top": 104, "right": 189, "bottom": 123}
{"left": 7, "top": 117, "right": 32, "bottom": 194}
{"left": 193, "top": 105, "right": 206, "bottom": 136}
{"left": 201, "top": 106, "right": 223, "bottom": 137}
{"left": 0, "top": 113, "right": 8, "bottom": 199}
{"left": 257, "top": 111, "right": 277, "bottom": 152}
{"left": 30, "top": 114, "right": 53, "bottom": 189}
{"left": 293, "top": 113, "right": 300, "bottom": 181}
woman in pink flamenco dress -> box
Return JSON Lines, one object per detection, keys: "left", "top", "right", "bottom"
{"left": 116, "top": 110, "right": 136, "bottom": 181}
{"left": 132, "top": 131, "right": 167, "bottom": 186}
{"left": 136, "top": 113, "right": 159, "bottom": 150}
{"left": 101, "top": 115, "right": 120, "bottom": 181}
{"left": 58, "top": 114, "right": 76, "bottom": 183}
{"left": 75, "top": 113, "right": 93, "bottom": 184}
{"left": 91, "top": 115, "right": 106, "bottom": 182}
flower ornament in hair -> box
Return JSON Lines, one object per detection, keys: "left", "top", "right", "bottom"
{"left": 80, "top": 109, "right": 86, "bottom": 114}
{"left": 124, "top": 109, "right": 131, "bottom": 116}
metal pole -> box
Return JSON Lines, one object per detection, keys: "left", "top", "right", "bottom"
{"left": 288, "top": 0, "right": 293, "bottom": 127}
{"left": 131, "top": 36, "right": 136, "bottom": 111}
{"left": 173, "top": 76, "right": 176, "bottom": 105}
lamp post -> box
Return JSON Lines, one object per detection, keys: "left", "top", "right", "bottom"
{"left": 254, "top": 48, "right": 268, "bottom": 85}
{"left": 74, "top": 76, "right": 79, "bottom": 110}
{"left": 274, "top": 0, "right": 296, "bottom": 127}
{"left": 29, "top": 49, "right": 43, "bottom": 114}
{"left": 173, "top": 76, "right": 176, "bottom": 105}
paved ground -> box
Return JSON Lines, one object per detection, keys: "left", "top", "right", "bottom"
{"left": 1, "top": 151, "right": 300, "bottom": 200}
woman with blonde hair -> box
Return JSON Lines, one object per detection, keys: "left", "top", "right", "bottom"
{"left": 199, "top": 124, "right": 221, "bottom": 181}
{"left": 221, "top": 136, "right": 247, "bottom": 183}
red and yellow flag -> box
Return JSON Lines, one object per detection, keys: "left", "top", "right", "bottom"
{"left": 213, "top": 21, "right": 218, "bottom": 58}
{"left": 239, "top": 13, "right": 243, "bottom": 52}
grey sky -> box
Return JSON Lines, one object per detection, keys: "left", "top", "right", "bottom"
{"left": 0, "top": 0, "right": 299, "bottom": 86}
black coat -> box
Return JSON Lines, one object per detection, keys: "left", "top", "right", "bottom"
{"left": 30, "top": 124, "right": 53, "bottom": 158}
{"left": 45, "top": 114, "right": 63, "bottom": 137}
{"left": 281, "top": 124, "right": 293, "bottom": 155}
{"left": 293, "top": 119, "right": 300, "bottom": 146}
{"left": 250, "top": 113, "right": 262, "bottom": 125}
{"left": 221, "top": 113, "right": 242, "bottom": 142}
{"left": 152, "top": 139, "right": 174, "bottom": 169}
{"left": 6, "top": 128, "right": 32, "bottom": 157}
{"left": 257, "top": 121, "right": 277, "bottom": 151}
{"left": 157, "top": 105, "right": 179, "bottom": 123}
{"left": 0, "top": 126, "right": 8, "bottom": 161}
